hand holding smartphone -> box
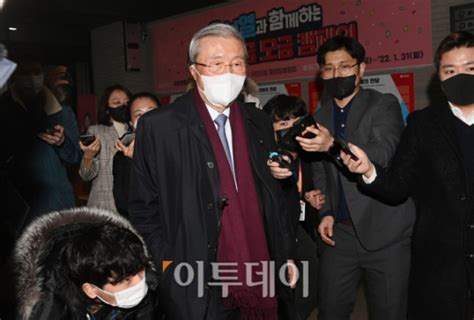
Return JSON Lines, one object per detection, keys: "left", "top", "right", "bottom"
{"left": 119, "top": 132, "right": 135, "bottom": 147}
{"left": 334, "top": 137, "right": 359, "bottom": 161}
{"left": 45, "top": 127, "right": 60, "bottom": 134}
{"left": 80, "top": 134, "right": 96, "bottom": 146}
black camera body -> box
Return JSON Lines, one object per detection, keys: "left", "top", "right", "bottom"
{"left": 278, "top": 114, "right": 317, "bottom": 151}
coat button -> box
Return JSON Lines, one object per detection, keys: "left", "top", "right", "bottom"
{"left": 461, "top": 194, "right": 467, "bottom": 201}
{"left": 207, "top": 161, "right": 215, "bottom": 169}
{"left": 207, "top": 202, "right": 214, "bottom": 210}
{"left": 468, "top": 224, "right": 474, "bottom": 229}
{"left": 467, "top": 254, "right": 474, "bottom": 259}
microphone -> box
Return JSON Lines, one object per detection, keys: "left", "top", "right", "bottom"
{"left": 218, "top": 193, "right": 229, "bottom": 210}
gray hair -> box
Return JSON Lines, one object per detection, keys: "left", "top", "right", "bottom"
{"left": 188, "top": 23, "right": 248, "bottom": 64}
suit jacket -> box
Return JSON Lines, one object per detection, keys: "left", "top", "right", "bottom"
{"left": 363, "top": 102, "right": 474, "bottom": 319}
{"left": 312, "top": 88, "right": 416, "bottom": 251}
{"left": 128, "top": 91, "right": 296, "bottom": 319}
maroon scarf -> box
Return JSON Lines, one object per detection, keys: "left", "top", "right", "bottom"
{"left": 194, "top": 91, "right": 278, "bottom": 319}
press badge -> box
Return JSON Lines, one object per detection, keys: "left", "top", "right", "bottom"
{"left": 299, "top": 200, "right": 306, "bottom": 221}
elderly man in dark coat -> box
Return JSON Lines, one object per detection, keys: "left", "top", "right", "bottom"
{"left": 129, "top": 23, "right": 297, "bottom": 320}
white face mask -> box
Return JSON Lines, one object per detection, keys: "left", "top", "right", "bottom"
{"left": 95, "top": 275, "right": 148, "bottom": 309}
{"left": 199, "top": 72, "right": 246, "bottom": 107}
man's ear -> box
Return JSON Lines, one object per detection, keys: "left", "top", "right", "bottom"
{"left": 189, "top": 65, "right": 198, "bottom": 82}
{"left": 358, "top": 61, "right": 366, "bottom": 78}
{"left": 82, "top": 283, "right": 98, "bottom": 299}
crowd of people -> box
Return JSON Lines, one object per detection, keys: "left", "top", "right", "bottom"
{"left": 1, "top": 22, "right": 473, "bottom": 320}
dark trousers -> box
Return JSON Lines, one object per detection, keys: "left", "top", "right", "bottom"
{"left": 294, "top": 225, "right": 318, "bottom": 319}
{"left": 317, "top": 223, "right": 410, "bottom": 320}
{"left": 206, "top": 287, "right": 240, "bottom": 320}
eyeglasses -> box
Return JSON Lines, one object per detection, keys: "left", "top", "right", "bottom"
{"left": 320, "top": 62, "right": 359, "bottom": 77}
{"left": 193, "top": 60, "right": 246, "bottom": 74}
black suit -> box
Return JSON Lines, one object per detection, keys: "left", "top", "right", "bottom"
{"left": 313, "top": 88, "right": 416, "bottom": 320}
{"left": 362, "top": 102, "right": 474, "bottom": 320}
{"left": 128, "top": 91, "right": 296, "bottom": 319}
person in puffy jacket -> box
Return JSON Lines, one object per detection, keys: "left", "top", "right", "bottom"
{"left": 14, "top": 207, "right": 161, "bottom": 320}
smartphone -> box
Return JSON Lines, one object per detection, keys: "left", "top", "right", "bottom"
{"left": 45, "top": 127, "right": 60, "bottom": 134}
{"left": 120, "top": 132, "right": 135, "bottom": 147}
{"left": 334, "top": 137, "right": 359, "bottom": 161}
{"left": 80, "top": 134, "right": 96, "bottom": 146}
{"left": 292, "top": 114, "right": 317, "bottom": 139}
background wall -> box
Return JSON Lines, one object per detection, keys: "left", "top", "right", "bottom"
{"left": 89, "top": 0, "right": 473, "bottom": 111}
{"left": 90, "top": 21, "right": 154, "bottom": 99}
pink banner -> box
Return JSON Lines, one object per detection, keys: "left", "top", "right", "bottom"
{"left": 152, "top": 0, "right": 432, "bottom": 93}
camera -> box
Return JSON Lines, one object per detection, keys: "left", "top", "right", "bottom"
{"left": 277, "top": 114, "right": 317, "bottom": 151}
{"left": 268, "top": 151, "right": 292, "bottom": 169}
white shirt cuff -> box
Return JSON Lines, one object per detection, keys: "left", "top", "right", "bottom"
{"left": 362, "top": 164, "right": 377, "bottom": 184}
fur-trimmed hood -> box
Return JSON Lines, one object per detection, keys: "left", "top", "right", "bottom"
{"left": 14, "top": 207, "right": 152, "bottom": 320}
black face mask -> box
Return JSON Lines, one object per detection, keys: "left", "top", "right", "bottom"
{"left": 275, "top": 127, "right": 299, "bottom": 152}
{"left": 441, "top": 73, "right": 474, "bottom": 106}
{"left": 108, "top": 105, "right": 129, "bottom": 123}
{"left": 322, "top": 75, "right": 357, "bottom": 100}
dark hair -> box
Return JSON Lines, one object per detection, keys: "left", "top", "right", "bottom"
{"left": 316, "top": 36, "right": 366, "bottom": 65}
{"left": 434, "top": 31, "right": 474, "bottom": 71}
{"left": 129, "top": 92, "right": 161, "bottom": 113}
{"left": 97, "top": 84, "right": 132, "bottom": 126}
{"left": 33, "top": 221, "right": 150, "bottom": 317}
{"left": 63, "top": 223, "right": 149, "bottom": 288}
{"left": 263, "top": 94, "right": 307, "bottom": 121}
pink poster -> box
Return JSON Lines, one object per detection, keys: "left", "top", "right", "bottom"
{"left": 152, "top": 0, "right": 432, "bottom": 94}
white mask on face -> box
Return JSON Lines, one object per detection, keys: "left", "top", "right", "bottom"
{"left": 95, "top": 275, "right": 148, "bottom": 309}
{"left": 198, "top": 72, "right": 246, "bottom": 107}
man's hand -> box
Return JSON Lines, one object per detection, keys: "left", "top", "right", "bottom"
{"left": 295, "top": 123, "right": 334, "bottom": 152}
{"left": 267, "top": 155, "right": 293, "bottom": 179}
{"left": 340, "top": 143, "right": 374, "bottom": 178}
{"left": 287, "top": 259, "right": 298, "bottom": 289}
{"left": 37, "top": 125, "right": 65, "bottom": 146}
{"left": 304, "top": 189, "right": 326, "bottom": 210}
{"left": 115, "top": 139, "right": 135, "bottom": 159}
{"left": 318, "top": 216, "right": 335, "bottom": 246}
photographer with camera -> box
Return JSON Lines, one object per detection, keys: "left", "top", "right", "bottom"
{"left": 268, "top": 36, "right": 416, "bottom": 320}
{"left": 264, "top": 94, "right": 325, "bottom": 319}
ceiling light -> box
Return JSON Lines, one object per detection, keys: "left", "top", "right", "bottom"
{"left": 0, "top": 0, "right": 4, "bottom": 9}
{"left": 9, "top": 27, "right": 17, "bottom": 31}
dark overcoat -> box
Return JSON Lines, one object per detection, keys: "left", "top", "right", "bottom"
{"left": 129, "top": 91, "right": 296, "bottom": 319}
{"left": 365, "top": 101, "right": 474, "bottom": 319}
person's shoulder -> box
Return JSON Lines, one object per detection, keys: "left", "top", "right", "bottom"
{"left": 140, "top": 92, "right": 195, "bottom": 131}
{"left": 407, "top": 104, "right": 442, "bottom": 124}
{"left": 87, "top": 124, "right": 111, "bottom": 135}
{"left": 360, "top": 88, "right": 398, "bottom": 106}
{"left": 242, "top": 102, "right": 269, "bottom": 121}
